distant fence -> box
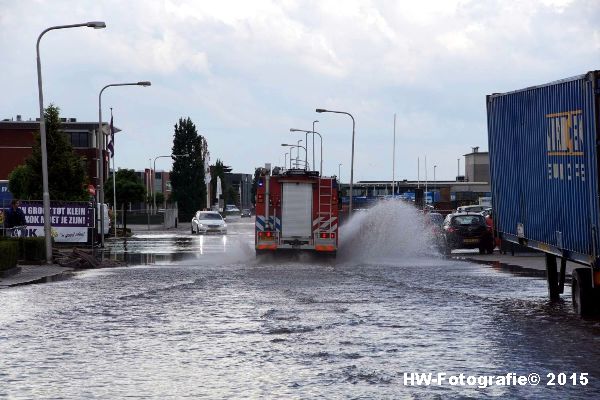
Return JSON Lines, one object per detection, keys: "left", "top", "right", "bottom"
{"left": 115, "top": 208, "right": 179, "bottom": 230}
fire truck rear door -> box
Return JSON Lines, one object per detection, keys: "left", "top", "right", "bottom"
{"left": 281, "top": 182, "right": 312, "bottom": 237}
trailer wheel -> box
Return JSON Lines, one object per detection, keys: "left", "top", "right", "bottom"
{"left": 572, "top": 268, "right": 595, "bottom": 316}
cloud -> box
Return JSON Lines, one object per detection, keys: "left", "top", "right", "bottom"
{"left": 0, "top": 0, "right": 599, "bottom": 180}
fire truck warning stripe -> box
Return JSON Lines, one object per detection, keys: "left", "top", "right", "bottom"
{"left": 256, "top": 215, "right": 266, "bottom": 231}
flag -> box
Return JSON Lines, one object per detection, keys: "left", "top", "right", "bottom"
{"left": 107, "top": 111, "right": 115, "bottom": 158}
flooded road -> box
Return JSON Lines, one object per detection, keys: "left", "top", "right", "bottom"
{"left": 2, "top": 204, "right": 600, "bottom": 399}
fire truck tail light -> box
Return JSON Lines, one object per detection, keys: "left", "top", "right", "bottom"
{"left": 331, "top": 233, "right": 336, "bottom": 239}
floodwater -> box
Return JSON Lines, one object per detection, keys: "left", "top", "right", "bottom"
{"left": 1, "top": 202, "right": 600, "bottom": 399}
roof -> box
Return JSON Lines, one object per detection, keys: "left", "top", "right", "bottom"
{"left": 0, "top": 120, "right": 121, "bottom": 133}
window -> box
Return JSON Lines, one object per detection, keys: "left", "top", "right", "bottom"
{"left": 68, "top": 131, "right": 90, "bottom": 148}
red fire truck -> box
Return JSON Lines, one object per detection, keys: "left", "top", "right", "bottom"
{"left": 255, "top": 167, "right": 339, "bottom": 257}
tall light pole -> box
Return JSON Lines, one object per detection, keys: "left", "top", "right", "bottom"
{"left": 313, "top": 131, "right": 323, "bottom": 176}
{"left": 392, "top": 113, "right": 396, "bottom": 197}
{"left": 289, "top": 128, "right": 309, "bottom": 169}
{"left": 338, "top": 163, "right": 342, "bottom": 183}
{"left": 434, "top": 165, "right": 437, "bottom": 191}
{"left": 153, "top": 153, "right": 188, "bottom": 212}
{"left": 37, "top": 21, "right": 106, "bottom": 262}
{"left": 284, "top": 153, "right": 288, "bottom": 170}
{"left": 457, "top": 158, "right": 460, "bottom": 179}
{"left": 316, "top": 108, "right": 355, "bottom": 216}
{"left": 98, "top": 81, "right": 151, "bottom": 247}
{"left": 281, "top": 144, "right": 306, "bottom": 169}
{"left": 312, "top": 120, "right": 318, "bottom": 171}
{"left": 290, "top": 128, "right": 322, "bottom": 174}
{"left": 296, "top": 139, "right": 303, "bottom": 168}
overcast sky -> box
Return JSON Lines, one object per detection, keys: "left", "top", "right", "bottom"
{"left": 1, "top": 0, "right": 599, "bottom": 181}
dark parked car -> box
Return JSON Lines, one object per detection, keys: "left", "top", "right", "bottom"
{"left": 441, "top": 212, "right": 494, "bottom": 255}
{"left": 241, "top": 208, "right": 252, "bottom": 218}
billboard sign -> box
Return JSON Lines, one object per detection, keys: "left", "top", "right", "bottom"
{"left": 16, "top": 201, "right": 93, "bottom": 242}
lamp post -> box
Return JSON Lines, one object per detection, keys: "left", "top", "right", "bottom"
{"left": 97, "top": 81, "right": 151, "bottom": 247}
{"left": 338, "top": 163, "right": 342, "bottom": 183}
{"left": 392, "top": 113, "right": 396, "bottom": 197}
{"left": 313, "top": 131, "right": 323, "bottom": 176}
{"left": 316, "top": 108, "right": 355, "bottom": 216}
{"left": 284, "top": 153, "right": 288, "bottom": 170}
{"left": 281, "top": 144, "right": 306, "bottom": 169}
{"left": 37, "top": 21, "right": 106, "bottom": 262}
{"left": 434, "top": 165, "right": 437, "bottom": 190}
{"left": 290, "top": 128, "right": 322, "bottom": 173}
{"left": 296, "top": 139, "right": 302, "bottom": 168}
{"left": 153, "top": 154, "right": 188, "bottom": 212}
{"left": 312, "top": 120, "right": 318, "bottom": 170}
{"left": 289, "top": 128, "right": 309, "bottom": 169}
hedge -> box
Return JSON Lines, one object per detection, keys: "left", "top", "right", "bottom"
{"left": 0, "top": 240, "right": 18, "bottom": 271}
{"left": 0, "top": 236, "right": 46, "bottom": 263}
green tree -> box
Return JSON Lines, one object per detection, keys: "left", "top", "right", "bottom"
{"left": 170, "top": 117, "right": 208, "bottom": 218}
{"left": 155, "top": 192, "right": 165, "bottom": 208}
{"left": 8, "top": 104, "right": 87, "bottom": 201}
{"left": 105, "top": 169, "right": 146, "bottom": 233}
{"left": 7, "top": 165, "right": 31, "bottom": 200}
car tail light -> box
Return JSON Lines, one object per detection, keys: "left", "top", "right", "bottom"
{"left": 331, "top": 233, "right": 336, "bottom": 239}
{"left": 320, "top": 232, "right": 332, "bottom": 239}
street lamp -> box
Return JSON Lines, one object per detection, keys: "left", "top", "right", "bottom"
{"left": 312, "top": 120, "right": 318, "bottom": 171}
{"left": 97, "top": 81, "right": 151, "bottom": 247}
{"left": 290, "top": 129, "right": 323, "bottom": 173}
{"left": 281, "top": 143, "right": 306, "bottom": 169}
{"left": 296, "top": 139, "right": 303, "bottom": 168}
{"left": 338, "top": 163, "right": 342, "bottom": 183}
{"left": 316, "top": 108, "right": 355, "bottom": 216}
{"left": 289, "top": 128, "right": 309, "bottom": 169}
{"left": 434, "top": 165, "right": 437, "bottom": 190}
{"left": 37, "top": 21, "right": 106, "bottom": 262}
{"left": 153, "top": 154, "right": 189, "bottom": 212}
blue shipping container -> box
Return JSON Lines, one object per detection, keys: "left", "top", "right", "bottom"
{"left": 487, "top": 71, "right": 600, "bottom": 266}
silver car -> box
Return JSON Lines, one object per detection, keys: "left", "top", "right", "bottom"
{"left": 191, "top": 211, "right": 227, "bottom": 235}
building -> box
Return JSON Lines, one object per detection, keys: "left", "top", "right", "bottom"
{"left": 464, "top": 146, "right": 490, "bottom": 183}
{"left": 0, "top": 115, "right": 115, "bottom": 189}
{"left": 132, "top": 169, "right": 172, "bottom": 210}
{"left": 224, "top": 173, "right": 253, "bottom": 209}
{"left": 341, "top": 148, "right": 491, "bottom": 208}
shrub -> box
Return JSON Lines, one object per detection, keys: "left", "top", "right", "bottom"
{"left": 0, "top": 240, "right": 18, "bottom": 271}
{"left": 21, "top": 237, "right": 46, "bottom": 262}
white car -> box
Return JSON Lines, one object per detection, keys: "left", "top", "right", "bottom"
{"left": 191, "top": 211, "right": 227, "bottom": 234}
{"left": 224, "top": 204, "right": 241, "bottom": 215}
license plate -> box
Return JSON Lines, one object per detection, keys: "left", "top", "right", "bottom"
{"left": 463, "top": 238, "right": 479, "bottom": 244}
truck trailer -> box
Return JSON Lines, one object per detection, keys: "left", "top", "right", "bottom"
{"left": 487, "top": 70, "right": 600, "bottom": 315}
{"left": 254, "top": 167, "right": 339, "bottom": 257}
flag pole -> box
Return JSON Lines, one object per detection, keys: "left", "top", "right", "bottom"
{"left": 110, "top": 108, "right": 117, "bottom": 238}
